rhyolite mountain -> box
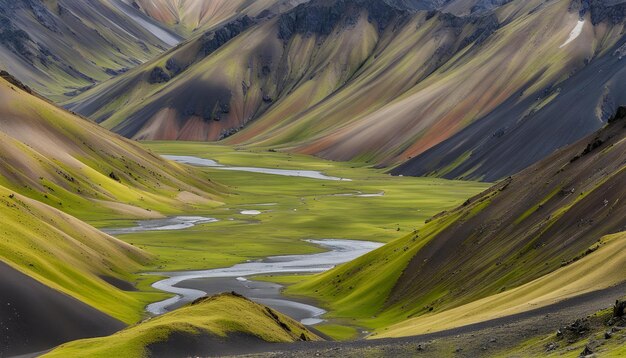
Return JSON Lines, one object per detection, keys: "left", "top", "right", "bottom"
{"left": 291, "top": 105, "right": 626, "bottom": 335}
{"left": 0, "top": 0, "right": 183, "bottom": 100}
{"left": 67, "top": 0, "right": 626, "bottom": 181}
{"left": 122, "top": 0, "right": 311, "bottom": 36}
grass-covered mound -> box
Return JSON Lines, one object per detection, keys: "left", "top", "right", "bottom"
{"left": 45, "top": 292, "right": 322, "bottom": 358}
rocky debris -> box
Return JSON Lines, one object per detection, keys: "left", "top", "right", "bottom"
{"left": 219, "top": 126, "right": 244, "bottom": 140}
{"left": 608, "top": 106, "right": 626, "bottom": 123}
{"left": 579, "top": 345, "right": 593, "bottom": 357}
{"left": 148, "top": 67, "right": 170, "bottom": 84}
{"left": 0, "top": 70, "right": 32, "bottom": 94}
{"left": 108, "top": 172, "right": 121, "bottom": 182}
{"left": 200, "top": 16, "right": 255, "bottom": 57}
{"left": 166, "top": 58, "right": 183, "bottom": 76}
{"left": 545, "top": 342, "right": 559, "bottom": 351}
{"left": 556, "top": 319, "right": 590, "bottom": 342}
{"left": 614, "top": 299, "right": 626, "bottom": 318}
{"left": 104, "top": 67, "right": 128, "bottom": 76}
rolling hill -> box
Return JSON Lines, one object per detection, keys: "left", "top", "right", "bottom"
{"left": 288, "top": 105, "right": 626, "bottom": 334}
{"left": 0, "top": 72, "right": 224, "bottom": 355}
{"left": 0, "top": 0, "right": 183, "bottom": 101}
{"left": 67, "top": 0, "right": 626, "bottom": 181}
{"left": 44, "top": 293, "right": 321, "bottom": 358}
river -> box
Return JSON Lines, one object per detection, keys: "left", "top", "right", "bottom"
{"left": 162, "top": 155, "right": 352, "bottom": 181}
{"left": 104, "top": 220, "right": 382, "bottom": 325}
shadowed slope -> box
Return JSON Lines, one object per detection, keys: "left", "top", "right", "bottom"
{"left": 0, "top": 0, "right": 181, "bottom": 101}
{"left": 0, "top": 261, "right": 125, "bottom": 357}
{"left": 289, "top": 107, "right": 626, "bottom": 332}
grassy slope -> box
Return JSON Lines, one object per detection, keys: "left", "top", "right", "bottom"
{"left": 288, "top": 110, "right": 626, "bottom": 334}
{"left": 0, "top": 186, "right": 158, "bottom": 324}
{"left": 45, "top": 293, "right": 321, "bottom": 358}
{"left": 0, "top": 76, "right": 222, "bottom": 223}
{"left": 0, "top": 75, "right": 223, "bottom": 323}
{"left": 379, "top": 231, "right": 626, "bottom": 337}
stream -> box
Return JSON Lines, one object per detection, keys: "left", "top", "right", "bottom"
{"left": 146, "top": 239, "right": 382, "bottom": 325}
{"left": 163, "top": 155, "right": 352, "bottom": 181}
{"left": 104, "top": 221, "right": 382, "bottom": 325}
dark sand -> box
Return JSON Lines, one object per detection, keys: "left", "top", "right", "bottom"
{"left": 231, "top": 282, "right": 626, "bottom": 357}
{"left": 0, "top": 262, "right": 125, "bottom": 357}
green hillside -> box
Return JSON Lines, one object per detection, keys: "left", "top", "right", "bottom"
{"left": 45, "top": 292, "right": 321, "bottom": 358}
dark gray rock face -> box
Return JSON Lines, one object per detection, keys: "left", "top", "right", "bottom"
{"left": 201, "top": 16, "right": 255, "bottom": 56}
{"left": 148, "top": 67, "right": 170, "bottom": 84}
{"left": 578, "top": 0, "right": 626, "bottom": 25}
{"left": 277, "top": 0, "right": 412, "bottom": 40}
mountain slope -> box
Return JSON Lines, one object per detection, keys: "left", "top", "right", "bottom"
{"left": 68, "top": 0, "right": 505, "bottom": 140}
{"left": 69, "top": 0, "right": 626, "bottom": 181}
{"left": 289, "top": 106, "right": 626, "bottom": 332}
{"left": 0, "top": 190, "right": 146, "bottom": 357}
{"left": 123, "top": 0, "right": 310, "bottom": 36}
{"left": 0, "top": 73, "right": 224, "bottom": 354}
{"left": 45, "top": 293, "right": 321, "bottom": 358}
{"left": 0, "top": 0, "right": 181, "bottom": 101}
{"left": 0, "top": 73, "right": 221, "bottom": 221}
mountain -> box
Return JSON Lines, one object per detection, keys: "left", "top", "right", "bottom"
{"left": 123, "top": 0, "right": 311, "bottom": 36}
{"left": 0, "top": 72, "right": 222, "bottom": 355}
{"left": 44, "top": 293, "right": 321, "bottom": 358}
{"left": 67, "top": 0, "right": 626, "bottom": 181}
{"left": 0, "top": 72, "right": 221, "bottom": 220}
{"left": 0, "top": 0, "right": 182, "bottom": 101}
{"left": 289, "top": 106, "right": 626, "bottom": 334}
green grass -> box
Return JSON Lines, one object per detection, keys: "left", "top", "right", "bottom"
{"left": 45, "top": 293, "right": 321, "bottom": 358}
{"left": 315, "top": 324, "right": 360, "bottom": 341}
{"left": 129, "top": 141, "right": 489, "bottom": 273}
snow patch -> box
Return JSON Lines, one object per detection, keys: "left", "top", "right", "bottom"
{"left": 560, "top": 20, "right": 585, "bottom": 49}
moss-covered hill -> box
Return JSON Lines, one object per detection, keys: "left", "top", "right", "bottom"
{"left": 45, "top": 292, "right": 322, "bottom": 358}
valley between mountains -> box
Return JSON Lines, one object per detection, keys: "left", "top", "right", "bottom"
{"left": 0, "top": 1, "right": 625, "bottom": 357}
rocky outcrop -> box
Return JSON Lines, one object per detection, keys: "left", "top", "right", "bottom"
{"left": 200, "top": 16, "right": 255, "bottom": 56}
{"left": 278, "top": 0, "right": 411, "bottom": 40}
{"left": 578, "top": 0, "right": 626, "bottom": 25}
{"left": 148, "top": 67, "right": 170, "bottom": 84}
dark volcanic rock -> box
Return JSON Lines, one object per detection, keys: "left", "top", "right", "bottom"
{"left": 578, "top": 0, "right": 626, "bottom": 25}
{"left": 200, "top": 16, "right": 255, "bottom": 57}
{"left": 278, "top": 0, "right": 410, "bottom": 40}
{"left": 0, "top": 18, "right": 33, "bottom": 60}
{"left": 25, "top": 0, "right": 58, "bottom": 32}
{"left": 148, "top": 67, "right": 170, "bottom": 84}
{"left": 614, "top": 300, "right": 626, "bottom": 318}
